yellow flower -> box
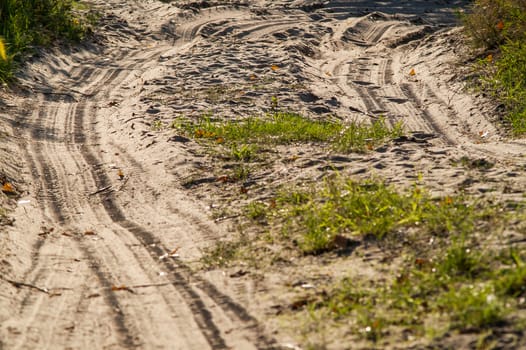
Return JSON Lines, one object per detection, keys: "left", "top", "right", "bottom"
{"left": 0, "top": 38, "right": 7, "bottom": 61}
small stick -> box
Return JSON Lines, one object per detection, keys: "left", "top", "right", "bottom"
{"left": 2, "top": 277, "right": 49, "bottom": 294}
{"left": 117, "top": 176, "right": 130, "bottom": 192}
{"left": 124, "top": 116, "right": 144, "bottom": 124}
{"left": 129, "top": 282, "right": 173, "bottom": 289}
{"left": 89, "top": 185, "right": 113, "bottom": 196}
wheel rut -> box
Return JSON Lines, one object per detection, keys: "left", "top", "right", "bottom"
{"left": 3, "top": 5, "right": 278, "bottom": 347}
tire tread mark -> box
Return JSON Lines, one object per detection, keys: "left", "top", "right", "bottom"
{"left": 75, "top": 102, "right": 233, "bottom": 350}
{"left": 400, "top": 82, "right": 456, "bottom": 145}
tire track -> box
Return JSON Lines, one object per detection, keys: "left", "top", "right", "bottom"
{"left": 176, "top": 8, "right": 247, "bottom": 42}
{"left": 14, "top": 20, "right": 275, "bottom": 345}
{"left": 76, "top": 98, "right": 276, "bottom": 348}
{"left": 10, "top": 96, "right": 136, "bottom": 349}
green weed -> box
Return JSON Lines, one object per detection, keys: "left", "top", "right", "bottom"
{"left": 230, "top": 143, "right": 258, "bottom": 162}
{"left": 245, "top": 201, "right": 268, "bottom": 222}
{"left": 334, "top": 118, "right": 404, "bottom": 152}
{"left": 151, "top": 120, "right": 164, "bottom": 131}
{"left": 438, "top": 241, "right": 486, "bottom": 279}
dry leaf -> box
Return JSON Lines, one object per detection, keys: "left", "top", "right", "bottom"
{"left": 496, "top": 20, "right": 504, "bottom": 30}
{"left": 271, "top": 65, "right": 279, "bottom": 71}
{"left": 2, "top": 183, "right": 15, "bottom": 194}
{"left": 216, "top": 175, "right": 230, "bottom": 183}
{"left": 442, "top": 196, "right": 453, "bottom": 206}
{"left": 409, "top": 68, "right": 416, "bottom": 76}
{"left": 84, "top": 230, "right": 96, "bottom": 236}
{"left": 414, "top": 258, "right": 429, "bottom": 267}
{"left": 249, "top": 74, "right": 257, "bottom": 80}
{"left": 111, "top": 285, "right": 129, "bottom": 291}
{"left": 486, "top": 54, "right": 493, "bottom": 63}
{"left": 216, "top": 137, "right": 224, "bottom": 144}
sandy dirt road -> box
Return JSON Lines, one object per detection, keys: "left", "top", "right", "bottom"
{"left": 1, "top": 0, "right": 526, "bottom": 349}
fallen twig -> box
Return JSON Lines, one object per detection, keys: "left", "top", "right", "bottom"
{"left": 117, "top": 175, "right": 130, "bottom": 192}
{"left": 124, "top": 116, "right": 144, "bottom": 124}
{"left": 89, "top": 185, "right": 113, "bottom": 196}
{"left": 1, "top": 276, "right": 49, "bottom": 294}
{"left": 129, "top": 282, "right": 173, "bottom": 289}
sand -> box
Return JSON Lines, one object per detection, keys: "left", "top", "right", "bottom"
{"left": 0, "top": 0, "right": 525, "bottom": 349}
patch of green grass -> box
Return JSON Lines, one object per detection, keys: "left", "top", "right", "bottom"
{"left": 274, "top": 178, "right": 478, "bottom": 254}
{"left": 264, "top": 177, "right": 523, "bottom": 341}
{"left": 487, "top": 40, "right": 526, "bottom": 134}
{"left": 180, "top": 112, "right": 403, "bottom": 152}
{"left": 463, "top": 0, "right": 526, "bottom": 134}
{"left": 0, "top": 0, "right": 87, "bottom": 82}
{"left": 309, "top": 246, "right": 512, "bottom": 343}
{"left": 245, "top": 201, "right": 268, "bottom": 222}
{"left": 334, "top": 118, "right": 404, "bottom": 152}
{"left": 438, "top": 285, "right": 505, "bottom": 330}
{"left": 188, "top": 112, "right": 342, "bottom": 144}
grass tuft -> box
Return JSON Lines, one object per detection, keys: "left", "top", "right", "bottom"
{"left": 0, "top": 0, "right": 86, "bottom": 82}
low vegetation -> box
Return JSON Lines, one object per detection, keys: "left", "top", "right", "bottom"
{"left": 201, "top": 172, "right": 526, "bottom": 346}
{"left": 178, "top": 112, "right": 403, "bottom": 153}
{"left": 0, "top": 0, "right": 87, "bottom": 82}
{"left": 274, "top": 178, "right": 479, "bottom": 254}
{"left": 307, "top": 243, "right": 526, "bottom": 346}
{"left": 463, "top": 0, "right": 526, "bottom": 134}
